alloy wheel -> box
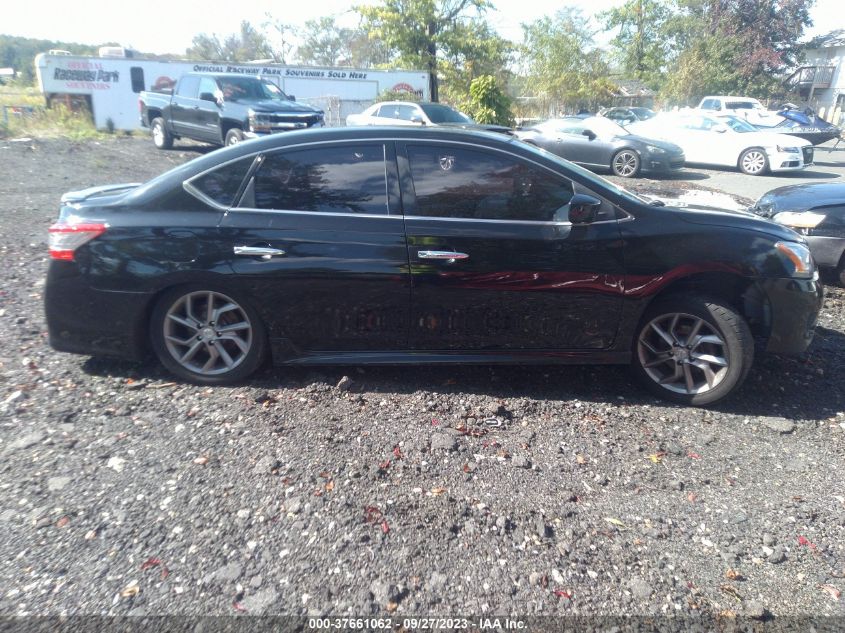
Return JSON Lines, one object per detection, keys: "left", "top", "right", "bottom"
{"left": 741, "top": 150, "right": 766, "bottom": 174}
{"left": 613, "top": 151, "right": 639, "bottom": 177}
{"left": 637, "top": 312, "right": 729, "bottom": 395}
{"left": 162, "top": 291, "right": 253, "bottom": 376}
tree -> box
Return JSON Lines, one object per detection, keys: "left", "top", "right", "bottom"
{"left": 462, "top": 75, "right": 513, "bottom": 125}
{"left": 297, "top": 17, "right": 354, "bottom": 66}
{"left": 437, "top": 18, "right": 513, "bottom": 104}
{"left": 521, "top": 9, "right": 615, "bottom": 112}
{"left": 659, "top": 0, "right": 815, "bottom": 103}
{"left": 187, "top": 21, "right": 277, "bottom": 62}
{"left": 600, "top": 0, "right": 672, "bottom": 89}
{"left": 357, "top": 0, "right": 492, "bottom": 101}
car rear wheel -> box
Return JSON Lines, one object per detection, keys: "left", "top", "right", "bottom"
{"left": 150, "top": 287, "right": 266, "bottom": 384}
{"left": 611, "top": 150, "right": 641, "bottom": 178}
{"left": 151, "top": 117, "right": 173, "bottom": 150}
{"left": 225, "top": 128, "right": 245, "bottom": 146}
{"left": 632, "top": 295, "right": 753, "bottom": 406}
{"left": 738, "top": 148, "right": 768, "bottom": 175}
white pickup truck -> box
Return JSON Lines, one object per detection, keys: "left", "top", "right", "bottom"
{"left": 696, "top": 96, "right": 783, "bottom": 127}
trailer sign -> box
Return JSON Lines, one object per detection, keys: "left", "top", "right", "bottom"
{"left": 36, "top": 52, "right": 429, "bottom": 130}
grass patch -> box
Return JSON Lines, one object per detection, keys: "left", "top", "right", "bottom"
{"left": 0, "top": 84, "right": 107, "bottom": 141}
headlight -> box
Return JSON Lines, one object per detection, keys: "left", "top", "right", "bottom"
{"left": 774, "top": 241, "right": 814, "bottom": 278}
{"left": 248, "top": 109, "right": 272, "bottom": 133}
{"left": 645, "top": 145, "right": 665, "bottom": 154}
{"left": 772, "top": 211, "right": 826, "bottom": 229}
{"left": 776, "top": 145, "right": 799, "bottom": 153}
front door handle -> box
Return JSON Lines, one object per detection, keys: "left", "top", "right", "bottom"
{"left": 417, "top": 250, "right": 469, "bottom": 262}
{"left": 233, "top": 246, "right": 286, "bottom": 260}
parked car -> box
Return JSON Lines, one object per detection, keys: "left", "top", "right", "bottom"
{"left": 697, "top": 95, "right": 783, "bottom": 127}
{"left": 600, "top": 107, "right": 657, "bottom": 126}
{"left": 514, "top": 116, "right": 684, "bottom": 178}
{"left": 629, "top": 113, "right": 814, "bottom": 175}
{"left": 45, "top": 127, "right": 822, "bottom": 406}
{"left": 751, "top": 182, "right": 845, "bottom": 286}
{"left": 346, "top": 101, "right": 511, "bottom": 133}
{"left": 140, "top": 73, "right": 324, "bottom": 148}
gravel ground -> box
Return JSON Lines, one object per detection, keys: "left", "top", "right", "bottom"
{"left": 0, "top": 136, "right": 844, "bottom": 623}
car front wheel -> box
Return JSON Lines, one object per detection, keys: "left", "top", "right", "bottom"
{"left": 150, "top": 287, "right": 266, "bottom": 384}
{"left": 738, "top": 148, "right": 769, "bottom": 175}
{"left": 632, "top": 295, "right": 753, "bottom": 406}
{"left": 612, "top": 150, "right": 641, "bottom": 178}
{"left": 225, "top": 128, "right": 245, "bottom": 146}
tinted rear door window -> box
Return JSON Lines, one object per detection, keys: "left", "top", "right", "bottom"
{"left": 250, "top": 144, "right": 390, "bottom": 215}
{"left": 406, "top": 145, "right": 573, "bottom": 221}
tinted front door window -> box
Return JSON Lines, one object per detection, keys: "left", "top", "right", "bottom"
{"left": 250, "top": 144, "right": 389, "bottom": 215}
{"left": 407, "top": 145, "right": 573, "bottom": 221}
{"left": 401, "top": 142, "right": 624, "bottom": 351}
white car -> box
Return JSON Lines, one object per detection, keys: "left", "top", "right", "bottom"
{"left": 628, "top": 113, "right": 813, "bottom": 175}
{"left": 345, "top": 101, "right": 511, "bottom": 133}
{"left": 697, "top": 95, "right": 783, "bottom": 127}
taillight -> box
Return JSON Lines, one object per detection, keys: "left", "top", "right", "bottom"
{"left": 48, "top": 222, "right": 107, "bottom": 260}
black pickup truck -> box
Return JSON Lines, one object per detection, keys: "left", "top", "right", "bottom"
{"left": 139, "top": 72, "right": 325, "bottom": 148}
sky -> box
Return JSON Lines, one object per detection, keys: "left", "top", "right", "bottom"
{"left": 3, "top": 0, "right": 843, "bottom": 57}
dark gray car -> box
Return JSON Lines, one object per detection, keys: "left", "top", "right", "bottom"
{"left": 515, "top": 116, "right": 685, "bottom": 178}
{"left": 751, "top": 182, "right": 845, "bottom": 286}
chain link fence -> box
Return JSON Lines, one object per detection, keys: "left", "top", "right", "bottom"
{"left": 296, "top": 96, "right": 374, "bottom": 127}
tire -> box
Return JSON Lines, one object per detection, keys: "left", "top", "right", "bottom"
{"left": 225, "top": 128, "right": 245, "bottom": 146}
{"left": 738, "top": 147, "right": 768, "bottom": 175}
{"left": 611, "top": 149, "right": 641, "bottom": 178}
{"left": 151, "top": 117, "right": 173, "bottom": 150}
{"left": 837, "top": 256, "right": 845, "bottom": 288}
{"left": 631, "top": 294, "right": 754, "bottom": 406}
{"left": 150, "top": 286, "right": 267, "bottom": 385}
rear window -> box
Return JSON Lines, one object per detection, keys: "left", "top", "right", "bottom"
{"left": 187, "top": 157, "right": 254, "bottom": 207}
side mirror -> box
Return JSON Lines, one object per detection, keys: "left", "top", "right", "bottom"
{"left": 287, "top": 94, "right": 296, "bottom": 101}
{"left": 582, "top": 129, "right": 597, "bottom": 141}
{"left": 410, "top": 114, "right": 425, "bottom": 125}
{"left": 568, "top": 193, "right": 603, "bottom": 225}
{"left": 199, "top": 92, "right": 216, "bottom": 103}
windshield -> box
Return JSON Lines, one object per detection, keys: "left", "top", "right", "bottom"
{"left": 725, "top": 100, "right": 763, "bottom": 111}
{"left": 583, "top": 116, "right": 630, "bottom": 137}
{"left": 631, "top": 107, "right": 656, "bottom": 120}
{"left": 720, "top": 116, "right": 758, "bottom": 132}
{"left": 218, "top": 77, "right": 290, "bottom": 102}
{"left": 419, "top": 103, "right": 473, "bottom": 123}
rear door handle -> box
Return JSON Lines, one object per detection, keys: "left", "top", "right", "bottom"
{"left": 417, "top": 250, "right": 469, "bottom": 261}
{"left": 234, "top": 246, "right": 286, "bottom": 260}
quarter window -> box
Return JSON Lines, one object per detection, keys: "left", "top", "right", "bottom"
{"left": 189, "top": 157, "right": 254, "bottom": 207}
{"left": 407, "top": 145, "right": 574, "bottom": 222}
{"left": 249, "top": 144, "right": 390, "bottom": 215}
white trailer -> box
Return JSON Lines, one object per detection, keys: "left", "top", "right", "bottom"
{"left": 35, "top": 53, "right": 429, "bottom": 130}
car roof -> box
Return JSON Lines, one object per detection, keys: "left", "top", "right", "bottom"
{"left": 703, "top": 96, "right": 760, "bottom": 102}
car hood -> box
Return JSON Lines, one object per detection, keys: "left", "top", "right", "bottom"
{"left": 673, "top": 204, "right": 803, "bottom": 241}
{"left": 753, "top": 182, "right": 845, "bottom": 215}
{"left": 246, "top": 100, "right": 323, "bottom": 114}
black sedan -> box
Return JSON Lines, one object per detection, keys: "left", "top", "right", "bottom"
{"left": 514, "top": 116, "right": 684, "bottom": 178}
{"left": 751, "top": 182, "right": 845, "bottom": 286}
{"left": 46, "top": 127, "right": 822, "bottom": 405}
